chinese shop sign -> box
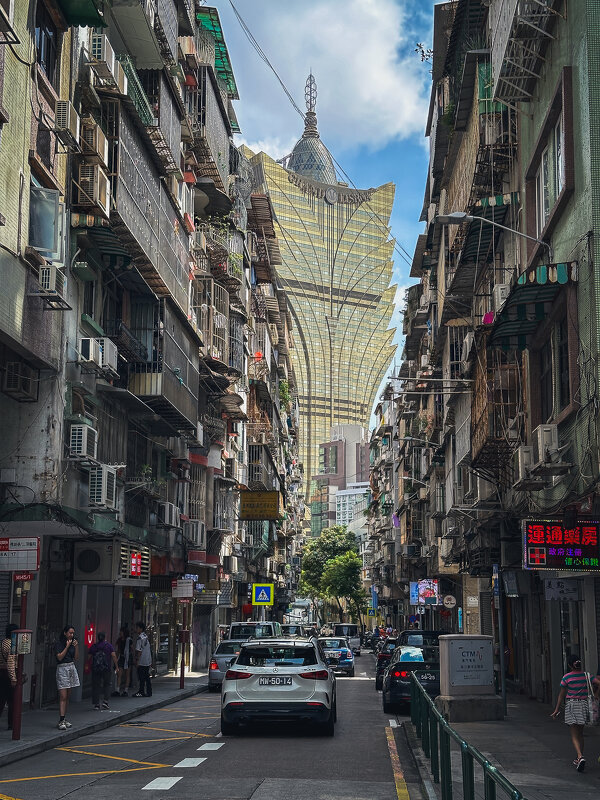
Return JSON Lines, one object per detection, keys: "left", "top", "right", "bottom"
{"left": 523, "top": 520, "right": 600, "bottom": 570}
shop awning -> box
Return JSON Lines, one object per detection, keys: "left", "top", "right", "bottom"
{"left": 489, "top": 261, "right": 578, "bottom": 349}
{"left": 56, "top": 0, "right": 106, "bottom": 27}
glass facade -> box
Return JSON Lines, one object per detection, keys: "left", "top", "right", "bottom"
{"left": 249, "top": 149, "right": 396, "bottom": 484}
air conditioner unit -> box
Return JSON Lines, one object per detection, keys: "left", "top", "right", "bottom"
{"left": 3, "top": 362, "right": 38, "bottom": 402}
{"left": 39, "top": 265, "right": 66, "bottom": 297}
{"left": 532, "top": 424, "right": 559, "bottom": 464}
{"left": 513, "top": 445, "right": 546, "bottom": 490}
{"left": 54, "top": 100, "right": 80, "bottom": 148}
{"left": 493, "top": 283, "right": 510, "bottom": 311}
{"left": 114, "top": 60, "right": 127, "bottom": 95}
{"left": 90, "top": 33, "right": 116, "bottom": 82}
{"left": 77, "top": 163, "right": 110, "bottom": 218}
{"left": 421, "top": 354, "right": 430, "bottom": 369}
{"left": 97, "top": 337, "right": 118, "bottom": 374}
{"left": 73, "top": 541, "right": 119, "bottom": 582}
{"left": 158, "top": 501, "right": 180, "bottom": 528}
{"left": 79, "top": 337, "right": 102, "bottom": 367}
{"left": 183, "top": 519, "right": 206, "bottom": 548}
{"left": 89, "top": 465, "right": 117, "bottom": 509}
{"left": 70, "top": 424, "right": 98, "bottom": 460}
{"left": 80, "top": 121, "right": 108, "bottom": 168}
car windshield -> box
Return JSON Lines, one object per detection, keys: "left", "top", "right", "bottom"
{"left": 229, "top": 624, "right": 273, "bottom": 640}
{"left": 333, "top": 625, "right": 358, "bottom": 637}
{"left": 282, "top": 626, "right": 304, "bottom": 635}
{"left": 237, "top": 645, "right": 318, "bottom": 667}
{"left": 398, "top": 632, "right": 440, "bottom": 647}
{"left": 215, "top": 642, "right": 240, "bottom": 655}
{"left": 319, "top": 638, "right": 347, "bottom": 649}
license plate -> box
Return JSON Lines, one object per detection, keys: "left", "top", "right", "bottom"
{"left": 418, "top": 673, "right": 436, "bottom": 681}
{"left": 325, "top": 651, "right": 341, "bottom": 658}
{"left": 258, "top": 676, "right": 292, "bottom": 686}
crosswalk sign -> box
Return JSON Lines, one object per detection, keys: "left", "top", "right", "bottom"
{"left": 367, "top": 609, "right": 376, "bottom": 617}
{"left": 252, "top": 583, "right": 274, "bottom": 606}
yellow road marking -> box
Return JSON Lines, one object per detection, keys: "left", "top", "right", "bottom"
{"left": 68, "top": 737, "right": 190, "bottom": 747}
{"left": 119, "top": 724, "right": 212, "bottom": 735}
{"left": 0, "top": 792, "right": 26, "bottom": 800}
{"left": 386, "top": 726, "right": 410, "bottom": 800}
{"left": 56, "top": 747, "right": 169, "bottom": 768}
{"left": 0, "top": 767, "right": 163, "bottom": 784}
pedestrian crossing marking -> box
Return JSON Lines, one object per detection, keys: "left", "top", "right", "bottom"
{"left": 173, "top": 758, "right": 206, "bottom": 768}
{"left": 142, "top": 777, "right": 182, "bottom": 790}
{"left": 198, "top": 743, "right": 225, "bottom": 750}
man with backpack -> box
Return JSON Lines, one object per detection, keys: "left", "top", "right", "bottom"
{"left": 88, "top": 632, "right": 118, "bottom": 710}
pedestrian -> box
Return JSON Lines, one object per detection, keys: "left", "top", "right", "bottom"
{"left": 55, "top": 624, "right": 80, "bottom": 730}
{"left": 116, "top": 626, "right": 133, "bottom": 697}
{"left": 551, "top": 653, "right": 600, "bottom": 772}
{"left": 0, "top": 623, "right": 18, "bottom": 730}
{"left": 373, "top": 625, "right": 380, "bottom": 638}
{"left": 134, "top": 621, "right": 152, "bottom": 698}
{"left": 88, "top": 632, "right": 118, "bottom": 710}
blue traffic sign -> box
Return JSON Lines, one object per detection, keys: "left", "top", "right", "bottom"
{"left": 252, "top": 583, "right": 274, "bottom": 605}
{"left": 367, "top": 609, "right": 376, "bottom": 617}
{"left": 408, "top": 614, "right": 417, "bottom": 624}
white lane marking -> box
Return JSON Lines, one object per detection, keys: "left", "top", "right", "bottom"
{"left": 216, "top": 731, "right": 223, "bottom": 738}
{"left": 389, "top": 719, "right": 398, "bottom": 728}
{"left": 173, "top": 758, "right": 207, "bottom": 768}
{"left": 198, "top": 742, "right": 225, "bottom": 751}
{"left": 142, "top": 777, "right": 183, "bottom": 790}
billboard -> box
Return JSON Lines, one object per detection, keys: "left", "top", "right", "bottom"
{"left": 240, "top": 490, "right": 283, "bottom": 520}
{"left": 523, "top": 520, "right": 600, "bottom": 571}
{"left": 410, "top": 579, "right": 439, "bottom": 605}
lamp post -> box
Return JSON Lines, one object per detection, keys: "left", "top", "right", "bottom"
{"left": 435, "top": 211, "right": 554, "bottom": 262}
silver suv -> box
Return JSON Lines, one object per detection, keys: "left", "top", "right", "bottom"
{"left": 220, "top": 638, "right": 337, "bottom": 736}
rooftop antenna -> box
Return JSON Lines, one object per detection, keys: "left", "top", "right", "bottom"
{"left": 305, "top": 73, "right": 317, "bottom": 113}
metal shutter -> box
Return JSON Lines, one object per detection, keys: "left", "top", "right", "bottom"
{"left": 480, "top": 591, "right": 493, "bottom": 636}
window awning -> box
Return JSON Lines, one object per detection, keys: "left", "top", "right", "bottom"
{"left": 56, "top": 0, "right": 106, "bottom": 27}
{"left": 489, "top": 261, "right": 578, "bottom": 350}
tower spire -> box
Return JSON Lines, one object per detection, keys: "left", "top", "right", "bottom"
{"left": 303, "top": 73, "right": 319, "bottom": 138}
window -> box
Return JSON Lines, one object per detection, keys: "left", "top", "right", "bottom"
{"left": 83, "top": 281, "right": 95, "bottom": 319}
{"left": 554, "top": 116, "right": 564, "bottom": 197}
{"left": 535, "top": 147, "right": 550, "bottom": 237}
{"left": 35, "top": 2, "right": 58, "bottom": 86}
{"left": 539, "top": 338, "right": 553, "bottom": 423}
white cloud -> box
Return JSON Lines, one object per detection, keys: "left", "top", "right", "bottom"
{"left": 237, "top": 134, "right": 297, "bottom": 162}
{"left": 223, "top": 0, "right": 431, "bottom": 153}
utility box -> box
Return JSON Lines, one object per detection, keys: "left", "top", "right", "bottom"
{"left": 436, "top": 634, "right": 503, "bottom": 722}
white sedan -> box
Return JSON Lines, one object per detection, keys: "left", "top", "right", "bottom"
{"left": 220, "top": 638, "right": 337, "bottom": 736}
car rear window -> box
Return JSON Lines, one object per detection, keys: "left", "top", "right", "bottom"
{"left": 398, "top": 632, "right": 440, "bottom": 647}
{"left": 383, "top": 640, "right": 398, "bottom": 653}
{"left": 333, "top": 625, "right": 358, "bottom": 637}
{"left": 215, "top": 642, "right": 240, "bottom": 655}
{"left": 396, "top": 646, "right": 439, "bottom": 664}
{"left": 237, "top": 646, "right": 318, "bottom": 667}
{"left": 282, "top": 626, "right": 304, "bottom": 636}
{"left": 319, "top": 638, "right": 346, "bottom": 649}
{"left": 229, "top": 624, "right": 275, "bottom": 640}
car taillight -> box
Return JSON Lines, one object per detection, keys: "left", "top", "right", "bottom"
{"left": 209, "top": 660, "right": 219, "bottom": 670}
{"left": 299, "top": 669, "right": 329, "bottom": 680}
{"left": 393, "top": 670, "right": 409, "bottom": 678}
{"left": 225, "top": 669, "right": 252, "bottom": 680}
{"left": 342, "top": 650, "right": 350, "bottom": 658}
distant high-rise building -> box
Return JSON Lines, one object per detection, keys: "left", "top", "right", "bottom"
{"left": 246, "top": 75, "right": 396, "bottom": 486}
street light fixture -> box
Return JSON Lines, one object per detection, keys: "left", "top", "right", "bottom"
{"left": 435, "top": 211, "right": 553, "bottom": 262}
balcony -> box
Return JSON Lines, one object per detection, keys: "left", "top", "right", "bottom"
{"left": 471, "top": 330, "right": 520, "bottom": 475}
{"left": 112, "top": 0, "right": 163, "bottom": 70}
{"left": 248, "top": 444, "right": 278, "bottom": 491}
{"left": 187, "top": 65, "right": 231, "bottom": 191}
{"left": 212, "top": 482, "right": 234, "bottom": 532}
{"left": 104, "top": 319, "right": 148, "bottom": 363}
{"left": 196, "top": 226, "right": 243, "bottom": 290}
{"left": 128, "top": 299, "right": 199, "bottom": 430}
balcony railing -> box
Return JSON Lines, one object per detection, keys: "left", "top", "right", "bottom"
{"left": 116, "top": 54, "right": 155, "bottom": 127}
{"left": 104, "top": 319, "right": 148, "bottom": 363}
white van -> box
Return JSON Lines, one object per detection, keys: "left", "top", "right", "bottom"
{"left": 332, "top": 623, "right": 361, "bottom": 655}
{"left": 228, "top": 621, "right": 282, "bottom": 641}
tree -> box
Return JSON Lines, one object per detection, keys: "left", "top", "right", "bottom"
{"left": 321, "top": 551, "right": 364, "bottom": 618}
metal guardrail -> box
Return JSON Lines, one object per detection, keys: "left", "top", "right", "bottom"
{"left": 409, "top": 673, "right": 529, "bottom": 800}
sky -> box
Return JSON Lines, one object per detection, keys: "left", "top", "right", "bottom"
{"left": 212, "top": 0, "right": 436, "bottom": 400}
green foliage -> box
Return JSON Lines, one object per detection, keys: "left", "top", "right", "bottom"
{"left": 279, "top": 379, "right": 291, "bottom": 412}
{"left": 298, "top": 526, "right": 362, "bottom": 616}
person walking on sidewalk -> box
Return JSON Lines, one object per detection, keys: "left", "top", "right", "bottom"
{"left": 55, "top": 624, "right": 80, "bottom": 730}
{"left": 0, "top": 623, "right": 18, "bottom": 730}
{"left": 134, "top": 621, "right": 152, "bottom": 698}
{"left": 88, "top": 632, "right": 118, "bottom": 710}
{"left": 551, "top": 653, "right": 600, "bottom": 772}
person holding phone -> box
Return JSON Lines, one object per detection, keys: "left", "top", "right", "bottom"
{"left": 55, "top": 624, "right": 80, "bottom": 730}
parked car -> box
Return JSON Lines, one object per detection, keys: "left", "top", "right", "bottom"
{"left": 381, "top": 644, "right": 440, "bottom": 713}
{"left": 374, "top": 637, "right": 398, "bottom": 690}
{"left": 318, "top": 637, "right": 355, "bottom": 677}
{"left": 208, "top": 640, "right": 241, "bottom": 692}
{"left": 228, "top": 621, "right": 282, "bottom": 640}
{"left": 281, "top": 624, "right": 309, "bottom": 637}
{"left": 220, "top": 638, "right": 337, "bottom": 736}
{"left": 332, "top": 623, "right": 361, "bottom": 655}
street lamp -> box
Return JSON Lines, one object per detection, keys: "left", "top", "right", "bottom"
{"left": 435, "top": 211, "right": 553, "bottom": 262}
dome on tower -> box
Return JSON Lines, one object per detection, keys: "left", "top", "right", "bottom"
{"left": 287, "top": 74, "right": 337, "bottom": 186}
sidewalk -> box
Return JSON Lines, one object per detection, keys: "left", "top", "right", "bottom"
{"left": 0, "top": 669, "right": 208, "bottom": 768}
{"left": 407, "top": 694, "right": 600, "bottom": 800}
